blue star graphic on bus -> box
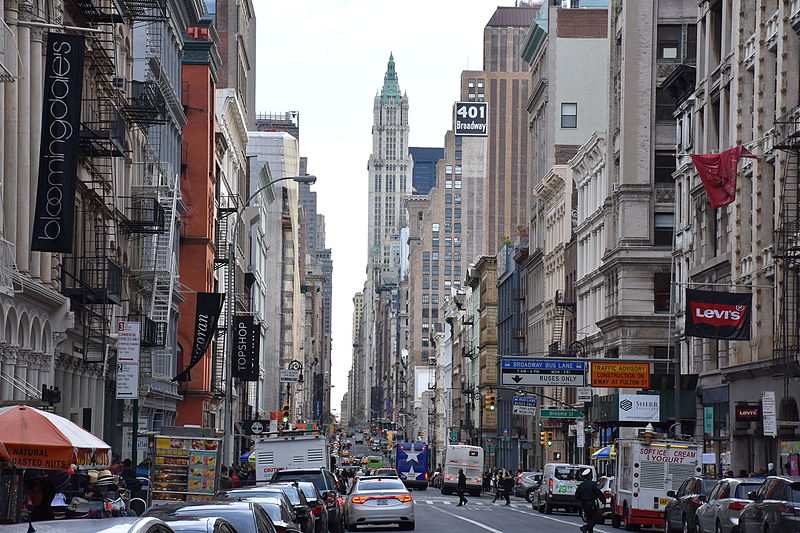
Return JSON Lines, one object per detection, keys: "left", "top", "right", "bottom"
{"left": 402, "top": 447, "right": 422, "bottom": 463}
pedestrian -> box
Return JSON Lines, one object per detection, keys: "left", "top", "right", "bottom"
{"left": 501, "top": 473, "right": 514, "bottom": 505}
{"left": 738, "top": 469, "right": 748, "bottom": 478}
{"left": 482, "top": 470, "right": 491, "bottom": 492}
{"left": 456, "top": 468, "right": 468, "bottom": 506}
{"left": 219, "top": 466, "right": 233, "bottom": 489}
{"left": 767, "top": 462, "right": 777, "bottom": 476}
{"left": 575, "top": 468, "right": 605, "bottom": 533}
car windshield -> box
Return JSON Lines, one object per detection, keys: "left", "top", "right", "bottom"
{"left": 272, "top": 472, "right": 325, "bottom": 492}
{"left": 273, "top": 486, "right": 301, "bottom": 505}
{"left": 701, "top": 479, "right": 719, "bottom": 495}
{"left": 735, "top": 483, "right": 762, "bottom": 499}
{"left": 357, "top": 479, "right": 406, "bottom": 491}
{"left": 224, "top": 489, "right": 284, "bottom": 499}
{"left": 554, "top": 467, "right": 585, "bottom": 481}
{"left": 253, "top": 500, "right": 286, "bottom": 523}
{"left": 297, "top": 484, "right": 320, "bottom": 502}
{"left": 145, "top": 505, "right": 254, "bottom": 533}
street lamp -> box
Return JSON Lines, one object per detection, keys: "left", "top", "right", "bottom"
{"left": 222, "top": 174, "right": 318, "bottom": 466}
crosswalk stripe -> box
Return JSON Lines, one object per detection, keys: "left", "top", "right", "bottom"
{"left": 425, "top": 500, "right": 433, "bottom": 504}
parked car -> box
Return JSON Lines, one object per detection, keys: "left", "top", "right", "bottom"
{"left": 268, "top": 482, "right": 318, "bottom": 533}
{"left": 739, "top": 475, "right": 800, "bottom": 533}
{"left": 344, "top": 476, "right": 415, "bottom": 531}
{"left": 143, "top": 501, "right": 276, "bottom": 533}
{"left": 535, "top": 463, "right": 596, "bottom": 514}
{"left": 270, "top": 468, "right": 344, "bottom": 533}
{"left": 295, "top": 481, "right": 329, "bottom": 533}
{"left": 513, "top": 471, "right": 542, "bottom": 502}
{"left": 374, "top": 468, "right": 399, "bottom": 478}
{"left": 248, "top": 497, "right": 303, "bottom": 533}
{"left": 166, "top": 517, "right": 239, "bottom": 533}
{"left": 665, "top": 477, "right": 719, "bottom": 533}
{"left": 0, "top": 517, "right": 176, "bottom": 533}
{"left": 694, "top": 478, "right": 763, "bottom": 533}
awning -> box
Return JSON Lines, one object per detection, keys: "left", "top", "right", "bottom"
{"left": 239, "top": 450, "right": 255, "bottom": 464}
{"left": 591, "top": 445, "right": 616, "bottom": 461}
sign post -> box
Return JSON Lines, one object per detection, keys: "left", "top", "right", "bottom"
{"left": 500, "top": 359, "right": 586, "bottom": 387}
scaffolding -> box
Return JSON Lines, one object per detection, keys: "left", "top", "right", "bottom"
{"left": 772, "top": 117, "right": 800, "bottom": 394}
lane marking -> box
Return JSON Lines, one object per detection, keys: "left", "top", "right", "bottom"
{"left": 428, "top": 505, "right": 505, "bottom": 533}
{"left": 425, "top": 500, "right": 433, "bottom": 504}
{"left": 503, "top": 505, "right": 612, "bottom": 533}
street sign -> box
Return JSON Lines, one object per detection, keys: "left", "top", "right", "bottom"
{"left": 762, "top": 391, "right": 777, "bottom": 437}
{"left": 487, "top": 444, "right": 496, "bottom": 453}
{"left": 512, "top": 396, "right": 537, "bottom": 416}
{"left": 117, "top": 321, "right": 141, "bottom": 364}
{"left": 116, "top": 363, "right": 139, "bottom": 399}
{"left": 576, "top": 386, "right": 592, "bottom": 403}
{"left": 280, "top": 369, "right": 301, "bottom": 383}
{"left": 576, "top": 420, "right": 585, "bottom": 448}
{"left": 500, "top": 359, "right": 586, "bottom": 386}
{"left": 540, "top": 409, "right": 583, "bottom": 419}
{"left": 590, "top": 361, "right": 650, "bottom": 388}
{"left": 453, "top": 101, "right": 488, "bottom": 136}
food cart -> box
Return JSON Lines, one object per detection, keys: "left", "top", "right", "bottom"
{"left": 151, "top": 428, "right": 221, "bottom": 502}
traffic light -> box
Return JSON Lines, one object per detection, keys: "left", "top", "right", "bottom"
{"left": 546, "top": 431, "right": 554, "bottom": 446}
{"left": 539, "top": 431, "right": 547, "bottom": 446}
{"left": 281, "top": 403, "right": 290, "bottom": 424}
{"left": 485, "top": 394, "right": 496, "bottom": 411}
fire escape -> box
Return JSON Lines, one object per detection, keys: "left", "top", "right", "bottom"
{"left": 773, "top": 117, "right": 800, "bottom": 394}
{"left": 211, "top": 195, "right": 239, "bottom": 403}
{"left": 64, "top": 0, "right": 126, "bottom": 365}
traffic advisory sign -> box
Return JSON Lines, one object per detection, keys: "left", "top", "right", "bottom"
{"left": 500, "top": 359, "right": 586, "bottom": 386}
{"left": 512, "top": 396, "right": 537, "bottom": 416}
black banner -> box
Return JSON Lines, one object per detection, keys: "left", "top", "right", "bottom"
{"left": 232, "top": 315, "right": 259, "bottom": 381}
{"left": 32, "top": 33, "right": 85, "bottom": 253}
{"left": 685, "top": 289, "right": 752, "bottom": 341}
{"left": 173, "top": 292, "right": 225, "bottom": 382}
{"left": 242, "top": 419, "right": 269, "bottom": 435}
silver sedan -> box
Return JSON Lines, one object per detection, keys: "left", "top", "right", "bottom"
{"left": 344, "top": 476, "right": 415, "bottom": 531}
{"left": 695, "top": 478, "right": 764, "bottom": 533}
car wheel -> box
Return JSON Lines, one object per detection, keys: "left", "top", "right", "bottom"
{"left": 525, "top": 489, "right": 535, "bottom": 503}
{"left": 682, "top": 514, "right": 690, "bottom": 533}
{"left": 715, "top": 521, "right": 722, "bottom": 533}
{"left": 611, "top": 513, "right": 622, "bottom": 529}
{"left": 544, "top": 501, "right": 553, "bottom": 514}
{"left": 346, "top": 523, "right": 358, "bottom": 532}
{"left": 763, "top": 524, "right": 770, "bottom": 533}
{"left": 399, "top": 522, "right": 415, "bottom": 531}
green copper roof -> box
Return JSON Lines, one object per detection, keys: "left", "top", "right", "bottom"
{"left": 380, "top": 53, "right": 402, "bottom": 103}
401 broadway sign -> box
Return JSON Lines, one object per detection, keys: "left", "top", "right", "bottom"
{"left": 32, "top": 33, "right": 85, "bottom": 253}
{"left": 685, "top": 289, "right": 751, "bottom": 341}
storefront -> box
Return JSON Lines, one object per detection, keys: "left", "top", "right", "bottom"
{"left": 698, "top": 385, "right": 730, "bottom": 476}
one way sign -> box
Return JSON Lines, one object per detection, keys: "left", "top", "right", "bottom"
{"left": 500, "top": 359, "right": 586, "bottom": 387}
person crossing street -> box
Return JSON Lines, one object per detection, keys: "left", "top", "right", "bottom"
{"left": 500, "top": 473, "right": 514, "bottom": 505}
{"left": 456, "top": 468, "right": 469, "bottom": 506}
{"left": 575, "top": 468, "right": 605, "bottom": 533}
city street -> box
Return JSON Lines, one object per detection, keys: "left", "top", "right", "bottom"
{"left": 352, "top": 493, "right": 620, "bottom": 533}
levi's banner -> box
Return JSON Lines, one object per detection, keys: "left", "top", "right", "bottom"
{"left": 685, "top": 289, "right": 751, "bottom": 341}
{"left": 232, "top": 315, "right": 259, "bottom": 381}
{"left": 32, "top": 33, "right": 85, "bottom": 253}
{"left": 173, "top": 292, "right": 225, "bottom": 382}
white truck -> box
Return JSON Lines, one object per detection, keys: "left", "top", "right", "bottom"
{"left": 254, "top": 433, "right": 330, "bottom": 482}
{"left": 611, "top": 435, "right": 702, "bottom": 529}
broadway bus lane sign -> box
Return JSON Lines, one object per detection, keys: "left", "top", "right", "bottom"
{"left": 500, "top": 359, "right": 586, "bottom": 386}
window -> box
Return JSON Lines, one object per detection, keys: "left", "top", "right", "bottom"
{"left": 445, "top": 193, "right": 452, "bottom": 203}
{"left": 422, "top": 322, "right": 429, "bottom": 331}
{"left": 422, "top": 252, "right": 430, "bottom": 261}
{"left": 422, "top": 308, "right": 429, "bottom": 318}
{"left": 454, "top": 194, "right": 461, "bottom": 204}
{"left": 422, "top": 337, "right": 429, "bottom": 347}
{"left": 454, "top": 266, "right": 461, "bottom": 277}
{"left": 432, "top": 237, "right": 439, "bottom": 248}
{"left": 431, "top": 251, "right": 439, "bottom": 261}
{"left": 454, "top": 180, "right": 462, "bottom": 189}
{"left": 445, "top": 180, "right": 453, "bottom": 189}
{"left": 654, "top": 213, "right": 674, "bottom": 246}
{"left": 657, "top": 25, "right": 681, "bottom": 59}
{"left": 431, "top": 295, "right": 439, "bottom": 304}
{"left": 432, "top": 223, "right": 440, "bottom": 233}
{"left": 686, "top": 25, "right": 697, "bottom": 63}
{"left": 445, "top": 237, "right": 452, "bottom": 247}
{"left": 445, "top": 252, "right": 452, "bottom": 261}
{"left": 454, "top": 252, "right": 461, "bottom": 261}
{"left": 444, "top": 280, "right": 452, "bottom": 289}
{"left": 422, "top": 265, "right": 430, "bottom": 275}
{"left": 468, "top": 93, "right": 476, "bottom": 101}
{"left": 654, "top": 152, "right": 676, "bottom": 185}
{"left": 445, "top": 224, "right": 452, "bottom": 233}
{"left": 444, "top": 266, "right": 452, "bottom": 276}
{"left": 454, "top": 237, "right": 461, "bottom": 247}
{"left": 431, "top": 309, "right": 439, "bottom": 319}
{"left": 454, "top": 208, "right": 461, "bottom": 218}
{"left": 468, "top": 78, "right": 475, "bottom": 88}
{"left": 445, "top": 165, "right": 453, "bottom": 175}
{"left": 454, "top": 223, "right": 462, "bottom": 233}
{"left": 455, "top": 136, "right": 462, "bottom": 146}
{"left": 477, "top": 80, "right": 484, "bottom": 88}
{"left": 431, "top": 279, "right": 439, "bottom": 290}
{"left": 422, "top": 279, "right": 430, "bottom": 289}
{"left": 422, "top": 295, "right": 430, "bottom": 304}
{"left": 561, "top": 103, "right": 577, "bottom": 128}
{"left": 654, "top": 272, "right": 671, "bottom": 313}
{"left": 656, "top": 89, "right": 677, "bottom": 122}
{"left": 432, "top": 265, "right": 439, "bottom": 276}
{"left": 455, "top": 165, "right": 462, "bottom": 175}
{"left": 445, "top": 208, "right": 452, "bottom": 218}
{"left": 455, "top": 151, "right": 462, "bottom": 160}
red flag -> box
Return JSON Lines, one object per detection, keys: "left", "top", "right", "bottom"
{"left": 690, "top": 146, "right": 757, "bottom": 208}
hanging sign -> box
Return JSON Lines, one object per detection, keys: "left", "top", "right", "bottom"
{"left": 762, "top": 391, "right": 777, "bottom": 437}
{"left": 618, "top": 394, "right": 660, "bottom": 422}
{"left": 590, "top": 362, "right": 650, "bottom": 388}
{"left": 173, "top": 292, "right": 225, "bottom": 382}
{"left": 32, "top": 33, "right": 85, "bottom": 253}
{"left": 232, "top": 315, "right": 259, "bottom": 381}
{"left": 116, "top": 363, "right": 139, "bottom": 400}
{"left": 117, "top": 321, "right": 141, "bottom": 364}
{"left": 685, "top": 289, "right": 752, "bottom": 340}
{"left": 500, "top": 359, "right": 586, "bottom": 386}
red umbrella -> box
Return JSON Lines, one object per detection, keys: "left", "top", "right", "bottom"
{"left": 0, "top": 405, "right": 110, "bottom": 470}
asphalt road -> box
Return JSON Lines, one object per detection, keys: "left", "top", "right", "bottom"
{"left": 349, "top": 492, "right": 636, "bottom": 533}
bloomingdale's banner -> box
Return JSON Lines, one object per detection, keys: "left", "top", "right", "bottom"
{"left": 685, "top": 289, "right": 752, "bottom": 341}
{"left": 173, "top": 292, "right": 225, "bottom": 382}
{"left": 32, "top": 33, "right": 85, "bottom": 253}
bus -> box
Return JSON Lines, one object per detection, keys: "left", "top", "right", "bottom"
{"left": 393, "top": 442, "right": 429, "bottom": 490}
{"left": 441, "top": 444, "right": 484, "bottom": 496}
{"left": 366, "top": 455, "right": 383, "bottom": 470}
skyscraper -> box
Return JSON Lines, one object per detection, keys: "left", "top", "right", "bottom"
{"left": 409, "top": 147, "right": 443, "bottom": 195}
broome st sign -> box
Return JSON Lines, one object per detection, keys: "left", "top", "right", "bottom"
{"left": 32, "top": 33, "right": 85, "bottom": 253}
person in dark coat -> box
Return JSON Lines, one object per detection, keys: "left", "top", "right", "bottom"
{"left": 575, "top": 468, "right": 605, "bottom": 533}
{"left": 26, "top": 479, "right": 56, "bottom": 522}
{"left": 500, "top": 474, "right": 514, "bottom": 505}
{"left": 456, "top": 468, "right": 468, "bottom": 506}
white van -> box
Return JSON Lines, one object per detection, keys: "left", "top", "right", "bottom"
{"left": 534, "top": 462, "right": 596, "bottom": 514}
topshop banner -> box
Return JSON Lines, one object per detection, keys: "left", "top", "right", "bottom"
{"left": 173, "top": 292, "right": 225, "bottom": 382}
{"left": 32, "top": 33, "right": 85, "bottom": 253}
{"left": 685, "top": 289, "right": 752, "bottom": 341}
{"left": 232, "top": 315, "right": 259, "bottom": 381}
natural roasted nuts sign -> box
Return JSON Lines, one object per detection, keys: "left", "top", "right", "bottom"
{"left": 590, "top": 362, "right": 650, "bottom": 388}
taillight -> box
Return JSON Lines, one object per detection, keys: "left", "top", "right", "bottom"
{"left": 549, "top": 478, "right": 553, "bottom": 494}
{"left": 728, "top": 501, "right": 747, "bottom": 511}
{"left": 691, "top": 497, "right": 703, "bottom": 505}
{"left": 351, "top": 496, "right": 369, "bottom": 504}
{"left": 778, "top": 503, "right": 799, "bottom": 516}
{"left": 326, "top": 493, "right": 336, "bottom": 504}
{"left": 424, "top": 472, "right": 428, "bottom": 480}
{"left": 395, "top": 494, "right": 412, "bottom": 503}
{"left": 311, "top": 505, "right": 324, "bottom": 516}
{"left": 604, "top": 492, "right": 612, "bottom": 499}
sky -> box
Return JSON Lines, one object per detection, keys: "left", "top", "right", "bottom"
{"left": 253, "top": 1, "right": 521, "bottom": 414}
